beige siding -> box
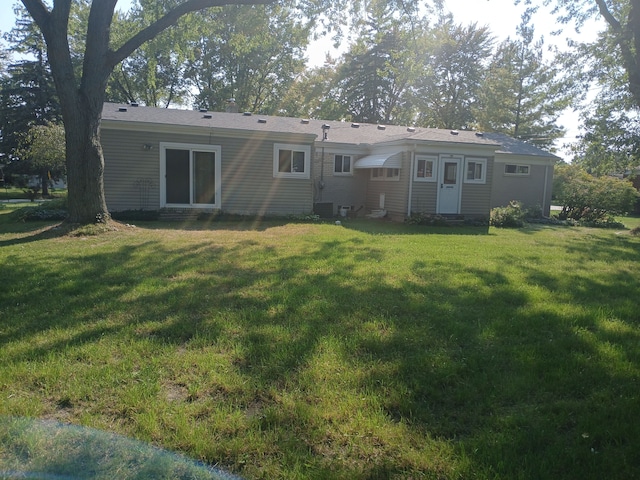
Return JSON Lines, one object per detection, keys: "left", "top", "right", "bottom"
{"left": 411, "top": 183, "right": 437, "bottom": 214}
{"left": 102, "top": 127, "right": 314, "bottom": 215}
{"left": 313, "top": 151, "right": 367, "bottom": 215}
{"left": 461, "top": 157, "right": 494, "bottom": 217}
{"left": 364, "top": 152, "right": 410, "bottom": 220}
{"left": 409, "top": 155, "right": 493, "bottom": 217}
{"left": 102, "top": 129, "right": 161, "bottom": 211}
{"left": 491, "top": 162, "right": 554, "bottom": 215}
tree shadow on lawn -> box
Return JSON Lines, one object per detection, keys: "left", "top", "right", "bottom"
{"left": 1, "top": 232, "right": 639, "bottom": 478}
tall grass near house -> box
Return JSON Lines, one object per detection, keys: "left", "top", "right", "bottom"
{"left": 1, "top": 218, "right": 639, "bottom": 479}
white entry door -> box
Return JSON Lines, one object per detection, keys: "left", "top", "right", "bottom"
{"left": 437, "top": 156, "right": 462, "bottom": 214}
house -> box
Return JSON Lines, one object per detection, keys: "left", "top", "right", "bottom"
{"left": 100, "top": 103, "right": 560, "bottom": 221}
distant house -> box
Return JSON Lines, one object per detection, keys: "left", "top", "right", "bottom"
{"left": 100, "top": 103, "right": 559, "bottom": 220}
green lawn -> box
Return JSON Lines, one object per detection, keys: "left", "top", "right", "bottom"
{"left": 1, "top": 215, "right": 639, "bottom": 479}
{"left": 0, "top": 186, "right": 67, "bottom": 201}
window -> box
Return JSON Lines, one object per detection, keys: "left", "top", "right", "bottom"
{"left": 334, "top": 154, "right": 352, "bottom": 175}
{"left": 464, "top": 157, "right": 487, "bottom": 184}
{"left": 273, "top": 143, "right": 311, "bottom": 178}
{"left": 415, "top": 156, "right": 437, "bottom": 182}
{"left": 371, "top": 168, "right": 399, "bottom": 181}
{"left": 504, "top": 164, "right": 530, "bottom": 175}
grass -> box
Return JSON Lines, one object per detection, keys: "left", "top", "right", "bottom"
{"left": 1, "top": 214, "right": 639, "bottom": 479}
{"left": 0, "top": 186, "right": 67, "bottom": 201}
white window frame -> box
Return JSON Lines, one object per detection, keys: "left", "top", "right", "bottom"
{"left": 333, "top": 154, "right": 353, "bottom": 176}
{"left": 371, "top": 167, "right": 400, "bottom": 181}
{"left": 160, "top": 142, "right": 222, "bottom": 209}
{"left": 504, "top": 164, "right": 530, "bottom": 176}
{"left": 464, "top": 157, "right": 487, "bottom": 184}
{"left": 273, "top": 143, "right": 311, "bottom": 179}
{"left": 414, "top": 155, "right": 437, "bottom": 182}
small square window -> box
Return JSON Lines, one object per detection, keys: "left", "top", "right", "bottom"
{"left": 273, "top": 143, "right": 310, "bottom": 178}
{"left": 464, "top": 157, "right": 487, "bottom": 184}
{"left": 334, "top": 155, "right": 352, "bottom": 175}
{"left": 415, "top": 156, "right": 437, "bottom": 182}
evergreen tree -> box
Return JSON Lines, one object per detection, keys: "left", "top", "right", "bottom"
{"left": 475, "top": 9, "right": 573, "bottom": 150}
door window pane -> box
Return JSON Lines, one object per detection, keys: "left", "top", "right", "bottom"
{"left": 444, "top": 162, "right": 457, "bottom": 184}
{"left": 166, "top": 149, "right": 189, "bottom": 204}
{"left": 193, "top": 151, "right": 216, "bottom": 204}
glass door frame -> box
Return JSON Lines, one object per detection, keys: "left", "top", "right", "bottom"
{"left": 160, "top": 142, "right": 222, "bottom": 209}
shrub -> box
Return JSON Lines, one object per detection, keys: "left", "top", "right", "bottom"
{"left": 11, "top": 198, "right": 68, "bottom": 222}
{"left": 490, "top": 201, "right": 526, "bottom": 228}
{"left": 554, "top": 164, "right": 638, "bottom": 223}
{"left": 405, "top": 213, "right": 450, "bottom": 226}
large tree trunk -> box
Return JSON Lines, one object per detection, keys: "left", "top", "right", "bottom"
{"left": 63, "top": 103, "right": 110, "bottom": 224}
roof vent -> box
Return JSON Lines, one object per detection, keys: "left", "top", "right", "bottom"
{"left": 351, "top": 123, "right": 360, "bottom": 128}
{"left": 450, "top": 130, "right": 459, "bottom": 136}
{"left": 475, "top": 131, "right": 484, "bottom": 137}
{"left": 258, "top": 118, "right": 267, "bottom": 124}
{"left": 301, "top": 119, "right": 310, "bottom": 124}
{"left": 118, "top": 107, "right": 128, "bottom": 112}
{"left": 243, "top": 112, "right": 252, "bottom": 116}
{"left": 407, "top": 127, "right": 416, "bottom": 133}
{"left": 199, "top": 108, "right": 208, "bottom": 113}
{"left": 377, "top": 125, "right": 386, "bottom": 130}
{"left": 203, "top": 114, "right": 212, "bottom": 119}
{"left": 130, "top": 102, "right": 139, "bottom": 107}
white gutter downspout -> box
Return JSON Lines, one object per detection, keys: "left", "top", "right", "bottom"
{"left": 407, "top": 145, "right": 416, "bottom": 217}
{"left": 542, "top": 163, "right": 549, "bottom": 216}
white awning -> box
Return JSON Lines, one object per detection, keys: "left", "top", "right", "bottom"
{"left": 354, "top": 152, "right": 403, "bottom": 169}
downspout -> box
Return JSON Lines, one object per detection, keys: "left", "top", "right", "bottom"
{"left": 542, "top": 163, "right": 549, "bottom": 216}
{"left": 407, "top": 145, "right": 416, "bottom": 218}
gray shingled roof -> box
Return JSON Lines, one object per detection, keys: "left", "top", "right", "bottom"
{"left": 101, "top": 103, "right": 503, "bottom": 148}
{"left": 482, "top": 132, "right": 561, "bottom": 159}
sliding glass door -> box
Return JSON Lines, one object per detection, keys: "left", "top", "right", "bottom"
{"left": 161, "top": 143, "right": 221, "bottom": 208}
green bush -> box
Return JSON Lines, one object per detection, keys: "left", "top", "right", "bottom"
{"left": 11, "top": 198, "right": 68, "bottom": 222}
{"left": 490, "top": 201, "right": 526, "bottom": 228}
{"left": 405, "top": 213, "right": 451, "bottom": 226}
{"left": 554, "top": 164, "right": 638, "bottom": 223}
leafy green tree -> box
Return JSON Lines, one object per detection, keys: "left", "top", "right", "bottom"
{"left": 16, "top": 122, "right": 66, "bottom": 196}
{"left": 553, "top": 163, "right": 638, "bottom": 222}
{"left": 568, "top": 26, "right": 640, "bottom": 174}
{"left": 19, "top": 0, "right": 425, "bottom": 224}
{"left": 107, "top": 0, "right": 195, "bottom": 107}
{"left": 530, "top": 0, "right": 640, "bottom": 111}
{"left": 332, "top": 3, "right": 422, "bottom": 124}
{"left": 187, "top": 4, "right": 309, "bottom": 113}
{"left": 0, "top": 6, "right": 60, "bottom": 165}
{"left": 414, "top": 15, "right": 494, "bottom": 129}
{"left": 475, "top": 9, "right": 573, "bottom": 149}
{"left": 278, "top": 59, "right": 349, "bottom": 119}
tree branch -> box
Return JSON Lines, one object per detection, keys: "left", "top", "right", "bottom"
{"left": 19, "top": 0, "right": 51, "bottom": 32}
{"left": 108, "top": 0, "right": 275, "bottom": 69}
{"left": 593, "top": 0, "right": 622, "bottom": 32}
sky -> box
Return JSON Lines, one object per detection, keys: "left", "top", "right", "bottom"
{"left": 0, "top": 0, "right": 606, "bottom": 159}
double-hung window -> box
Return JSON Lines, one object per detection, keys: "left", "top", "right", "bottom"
{"left": 273, "top": 143, "right": 311, "bottom": 179}
{"left": 415, "top": 155, "right": 437, "bottom": 182}
{"left": 334, "top": 154, "right": 352, "bottom": 175}
{"left": 464, "top": 157, "right": 487, "bottom": 184}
